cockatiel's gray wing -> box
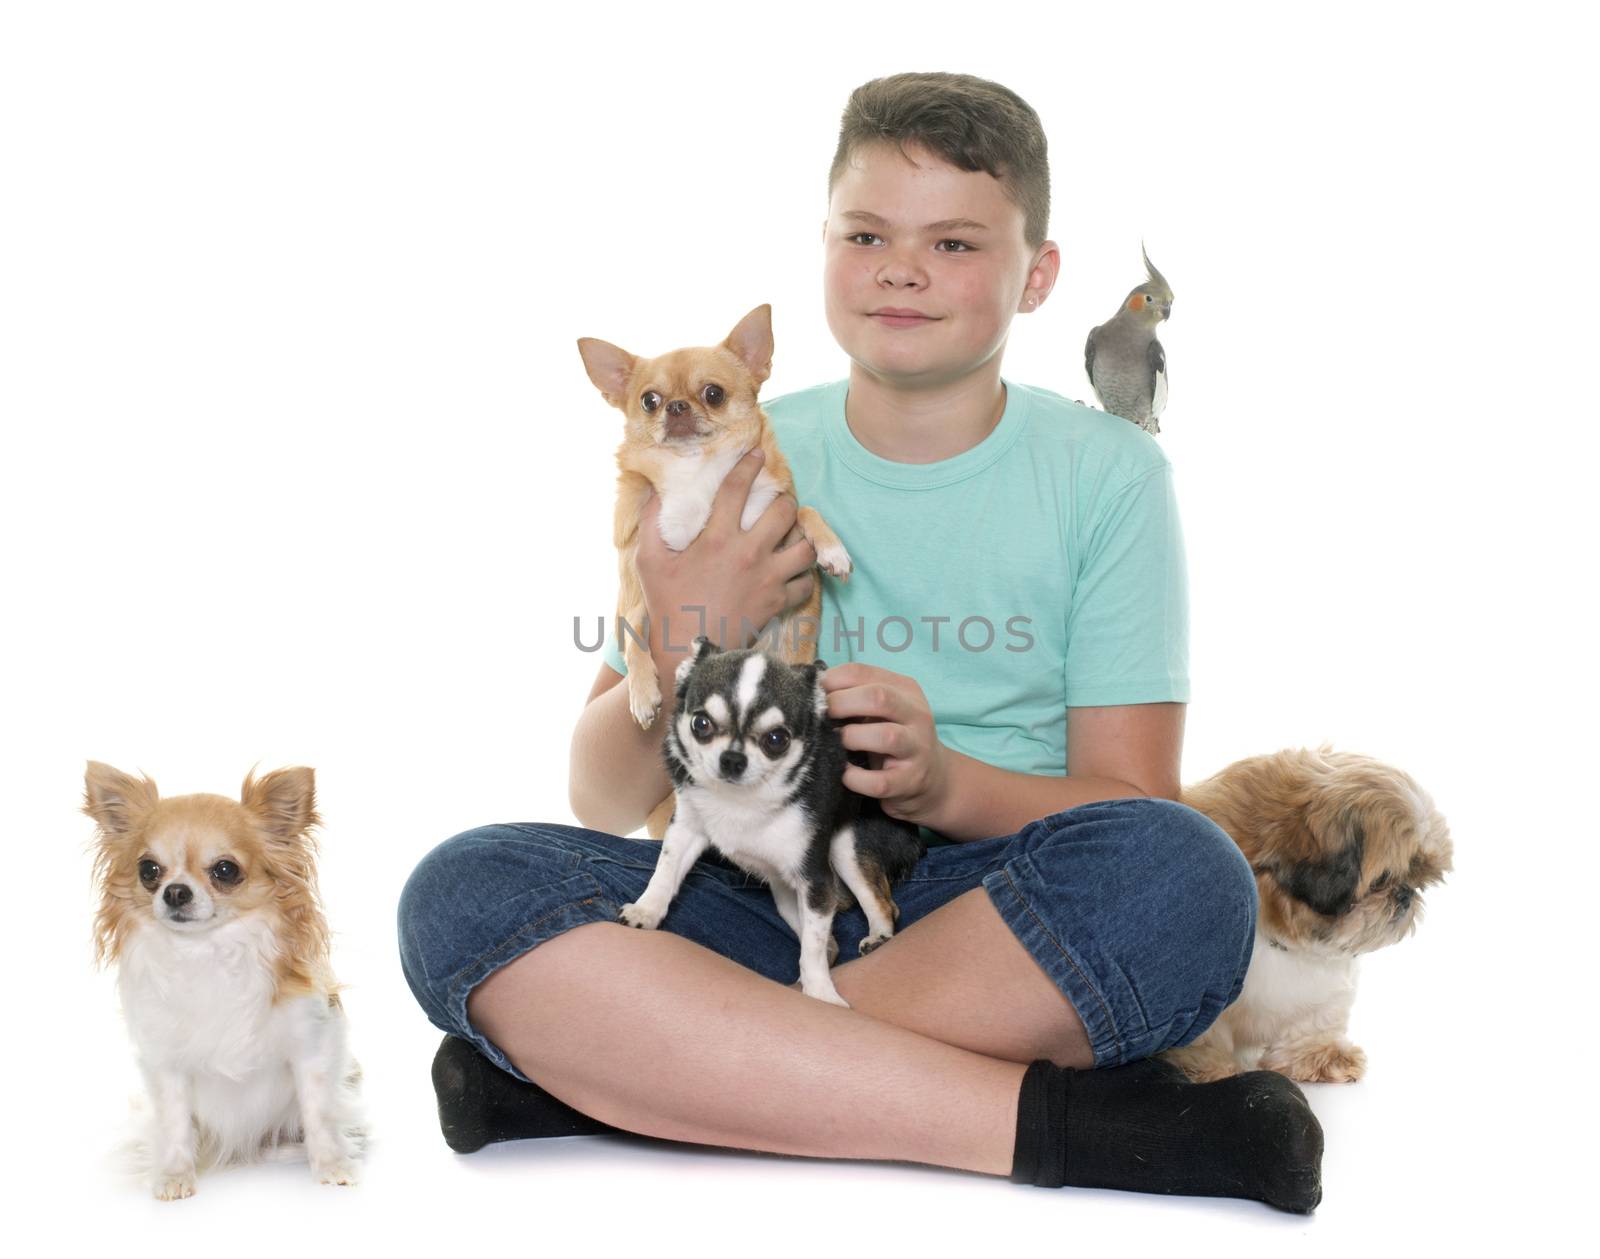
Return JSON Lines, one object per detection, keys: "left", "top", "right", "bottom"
{"left": 1148, "top": 338, "right": 1167, "bottom": 423}
{"left": 1085, "top": 325, "right": 1103, "bottom": 408}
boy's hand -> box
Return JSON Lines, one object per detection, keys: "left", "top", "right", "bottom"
{"left": 819, "top": 662, "right": 950, "bottom": 826}
{"left": 635, "top": 449, "right": 816, "bottom": 673}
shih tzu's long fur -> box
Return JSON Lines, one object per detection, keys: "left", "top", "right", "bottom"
{"left": 85, "top": 761, "right": 364, "bottom": 1198}
{"left": 1169, "top": 746, "right": 1453, "bottom": 1084}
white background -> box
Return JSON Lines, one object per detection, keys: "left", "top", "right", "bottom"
{"left": 4, "top": 1, "right": 1593, "bottom": 1252}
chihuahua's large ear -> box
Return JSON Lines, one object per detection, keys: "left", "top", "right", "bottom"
{"left": 723, "top": 305, "right": 774, "bottom": 386}
{"left": 241, "top": 765, "right": 321, "bottom": 843}
{"left": 82, "top": 761, "right": 159, "bottom": 837}
{"left": 577, "top": 337, "right": 638, "bottom": 409}
{"left": 675, "top": 634, "right": 720, "bottom": 688}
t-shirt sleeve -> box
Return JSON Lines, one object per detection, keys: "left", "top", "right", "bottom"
{"left": 601, "top": 627, "right": 628, "bottom": 676}
{"left": 1063, "top": 463, "right": 1190, "bottom": 706}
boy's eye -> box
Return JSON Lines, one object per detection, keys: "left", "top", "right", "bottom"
{"left": 937, "top": 240, "right": 974, "bottom": 253}
{"left": 846, "top": 232, "right": 882, "bottom": 246}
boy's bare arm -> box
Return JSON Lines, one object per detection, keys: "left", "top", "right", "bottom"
{"left": 568, "top": 660, "right": 674, "bottom": 836}
{"left": 569, "top": 451, "right": 818, "bottom": 836}
{"left": 822, "top": 661, "right": 1186, "bottom": 842}
{"left": 926, "top": 703, "right": 1186, "bottom": 841}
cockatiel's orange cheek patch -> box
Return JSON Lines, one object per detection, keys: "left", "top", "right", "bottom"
{"left": 1128, "top": 294, "right": 1145, "bottom": 311}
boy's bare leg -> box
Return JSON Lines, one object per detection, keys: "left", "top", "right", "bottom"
{"left": 463, "top": 884, "right": 1324, "bottom": 1210}
{"left": 466, "top": 886, "right": 1079, "bottom": 1172}
{"left": 831, "top": 886, "right": 1094, "bottom": 1067}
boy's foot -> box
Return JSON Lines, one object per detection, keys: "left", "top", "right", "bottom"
{"left": 1011, "top": 1056, "right": 1324, "bottom": 1213}
{"left": 431, "top": 1035, "right": 618, "bottom": 1152}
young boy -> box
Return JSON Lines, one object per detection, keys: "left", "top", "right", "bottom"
{"left": 398, "top": 72, "right": 1323, "bottom": 1212}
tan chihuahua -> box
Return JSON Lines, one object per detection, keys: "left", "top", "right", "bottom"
{"left": 578, "top": 304, "right": 852, "bottom": 838}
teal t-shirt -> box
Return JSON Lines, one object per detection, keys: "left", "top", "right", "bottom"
{"left": 600, "top": 376, "right": 1190, "bottom": 839}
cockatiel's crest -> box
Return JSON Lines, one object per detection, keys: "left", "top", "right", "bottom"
{"left": 1085, "top": 243, "right": 1174, "bottom": 435}
{"left": 1124, "top": 244, "right": 1174, "bottom": 321}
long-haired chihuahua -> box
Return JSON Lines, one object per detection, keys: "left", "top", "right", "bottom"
{"left": 84, "top": 761, "right": 364, "bottom": 1198}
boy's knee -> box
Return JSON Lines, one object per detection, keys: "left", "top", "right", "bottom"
{"left": 396, "top": 824, "right": 573, "bottom": 1004}
{"left": 1027, "top": 798, "right": 1257, "bottom": 1056}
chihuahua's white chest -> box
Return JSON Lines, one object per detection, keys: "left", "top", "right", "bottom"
{"left": 680, "top": 789, "right": 814, "bottom": 885}
{"left": 118, "top": 917, "right": 294, "bottom": 1077}
{"left": 117, "top": 917, "right": 358, "bottom": 1174}
{"left": 649, "top": 447, "right": 783, "bottom": 550}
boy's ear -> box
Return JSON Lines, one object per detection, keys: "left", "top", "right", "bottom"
{"left": 577, "top": 337, "right": 638, "bottom": 409}
{"left": 723, "top": 305, "right": 773, "bottom": 386}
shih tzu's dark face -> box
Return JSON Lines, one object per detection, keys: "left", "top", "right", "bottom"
{"left": 1184, "top": 747, "right": 1454, "bottom": 958}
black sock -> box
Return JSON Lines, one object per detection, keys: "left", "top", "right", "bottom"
{"left": 431, "top": 1035, "right": 619, "bottom": 1153}
{"left": 1010, "top": 1056, "right": 1324, "bottom": 1213}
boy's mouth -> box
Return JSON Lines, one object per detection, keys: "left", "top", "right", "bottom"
{"left": 869, "top": 307, "right": 939, "bottom": 328}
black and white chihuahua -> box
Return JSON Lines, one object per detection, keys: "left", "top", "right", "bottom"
{"left": 619, "top": 637, "right": 926, "bottom": 1005}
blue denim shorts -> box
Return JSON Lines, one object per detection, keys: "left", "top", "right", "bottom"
{"left": 397, "top": 797, "right": 1257, "bottom": 1081}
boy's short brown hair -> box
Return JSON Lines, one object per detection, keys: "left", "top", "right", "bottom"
{"left": 829, "top": 72, "right": 1051, "bottom": 251}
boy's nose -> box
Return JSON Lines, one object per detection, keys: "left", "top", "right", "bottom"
{"left": 877, "top": 250, "right": 926, "bottom": 288}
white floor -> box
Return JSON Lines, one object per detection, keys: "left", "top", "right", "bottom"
{"left": 46, "top": 883, "right": 1578, "bottom": 1257}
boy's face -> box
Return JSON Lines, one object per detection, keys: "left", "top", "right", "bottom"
{"left": 822, "top": 142, "right": 1054, "bottom": 391}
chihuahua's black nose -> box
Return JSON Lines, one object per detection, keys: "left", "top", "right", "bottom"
{"left": 666, "top": 399, "right": 690, "bottom": 417}
{"left": 720, "top": 749, "right": 747, "bottom": 778}
{"left": 1394, "top": 885, "right": 1414, "bottom": 912}
{"left": 164, "top": 883, "right": 193, "bottom": 908}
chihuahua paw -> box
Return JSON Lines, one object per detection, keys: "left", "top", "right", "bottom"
{"left": 153, "top": 1172, "right": 197, "bottom": 1201}
{"left": 815, "top": 542, "right": 853, "bottom": 581}
{"left": 627, "top": 676, "right": 662, "bottom": 728}
{"left": 802, "top": 982, "right": 851, "bottom": 1008}
{"left": 858, "top": 931, "right": 892, "bottom": 955}
{"left": 314, "top": 1159, "right": 359, "bottom": 1186}
{"left": 618, "top": 902, "right": 663, "bottom": 930}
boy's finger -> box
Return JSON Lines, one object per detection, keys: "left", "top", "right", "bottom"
{"left": 782, "top": 570, "right": 815, "bottom": 611}
{"left": 708, "top": 447, "right": 766, "bottom": 533}
{"left": 841, "top": 761, "right": 891, "bottom": 798}
{"left": 750, "top": 491, "right": 800, "bottom": 551}
{"left": 839, "top": 720, "right": 909, "bottom": 758}
{"left": 818, "top": 661, "right": 886, "bottom": 691}
{"left": 776, "top": 536, "right": 817, "bottom": 581}
{"left": 825, "top": 681, "right": 910, "bottom": 723}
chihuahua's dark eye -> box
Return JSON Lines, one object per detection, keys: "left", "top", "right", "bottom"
{"left": 702, "top": 383, "right": 725, "bottom": 407}
{"left": 760, "top": 728, "right": 791, "bottom": 758}
{"left": 642, "top": 391, "right": 662, "bottom": 413}
{"left": 690, "top": 712, "right": 714, "bottom": 742}
{"left": 1369, "top": 872, "right": 1391, "bottom": 893}
{"left": 138, "top": 859, "right": 161, "bottom": 888}
{"left": 210, "top": 859, "right": 242, "bottom": 885}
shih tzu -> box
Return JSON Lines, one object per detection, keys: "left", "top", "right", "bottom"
{"left": 1169, "top": 745, "right": 1454, "bottom": 1084}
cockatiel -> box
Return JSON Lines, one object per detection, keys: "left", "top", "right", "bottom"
{"left": 1084, "top": 245, "right": 1174, "bottom": 435}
